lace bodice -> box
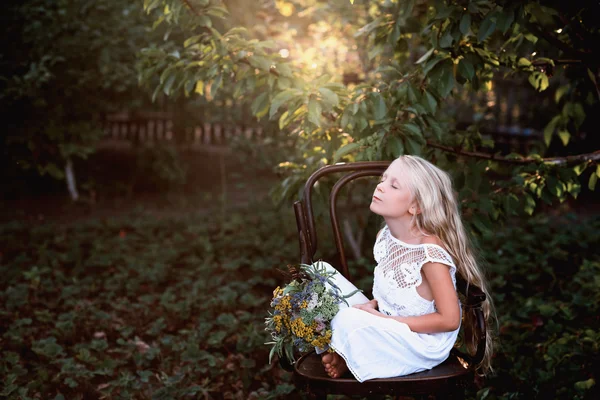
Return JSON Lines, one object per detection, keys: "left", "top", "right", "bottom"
{"left": 372, "top": 225, "right": 458, "bottom": 317}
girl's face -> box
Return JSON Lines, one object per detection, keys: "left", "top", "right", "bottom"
{"left": 369, "top": 160, "right": 417, "bottom": 219}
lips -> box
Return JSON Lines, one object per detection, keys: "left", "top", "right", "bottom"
{"left": 372, "top": 195, "right": 381, "bottom": 201}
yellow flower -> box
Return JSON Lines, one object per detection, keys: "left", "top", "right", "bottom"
{"left": 272, "top": 315, "right": 283, "bottom": 332}
{"left": 272, "top": 286, "right": 283, "bottom": 298}
{"left": 310, "top": 330, "right": 332, "bottom": 349}
{"left": 290, "top": 318, "right": 316, "bottom": 340}
{"left": 275, "top": 295, "right": 292, "bottom": 312}
{"left": 300, "top": 300, "right": 308, "bottom": 309}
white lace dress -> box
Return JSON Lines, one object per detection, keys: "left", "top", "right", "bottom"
{"left": 329, "top": 225, "right": 461, "bottom": 382}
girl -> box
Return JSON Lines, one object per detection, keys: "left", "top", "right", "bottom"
{"left": 321, "top": 155, "right": 494, "bottom": 381}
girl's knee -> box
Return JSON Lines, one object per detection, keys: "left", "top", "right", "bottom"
{"left": 332, "top": 307, "right": 363, "bottom": 327}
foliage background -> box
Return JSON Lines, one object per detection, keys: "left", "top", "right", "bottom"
{"left": 0, "top": 0, "right": 599, "bottom": 399}
{"left": 1, "top": 188, "right": 599, "bottom": 398}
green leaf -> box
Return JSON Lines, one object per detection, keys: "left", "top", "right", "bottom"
{"left": 251, "top": 92, "right": 269, "bottom": 118}
{"left": 318, "top": 87, "right": 339, "bottom": 108}
{"left": 524, "top": 193, "right": 536, "bottom": 215}
{"left": 163, "top": 74, "right": 176, "bottom": 95}
{"left": 546, "top": 176, "right": 562, "bottom": 197}
{"left": 354, "top": 16, "right": 384, "bottom": 38}
{"left": 341, "top": 108, "right": 351, "bottom": 128}
{"left": 211, "top": 75, "right": 222, "bottom": 98}
{"left": 458, "top": 58, "right": 474, "bottom": 80}
{"left": 372, "top": 93, "right": 387, "bottom": 120}
{"left": 573, "top": 162, "right": 587, "bottom": 176}
{"left": 518, "top": 57, "right": 531, "bottom": 67}
{"left": 387, "top": 136, "right": 404, "bottom": 157}
{"left": 557, "top": 130, "right": 570, "bottom": 146}
{"left": 478, "top": 15, "right": 496, "bottom": 42}
{"left": 407, "top": 83, "right": 420, "bottom": 103}
{"left": 460, "top": 14, "right": 471, "bottom": 35}
{"left": 333, "top": 142, "right": 360, "bottom": 162}
{"left": 529, "top": 72, "right": 549, "bottom": 92}
{"left": 497, "top": 10, "right": 515, "bottom": 34}
{"left": 423, "top": 90, "right": 438, "bottom": 114}
{"left": 206, "top": 6, "right": 230, "bottom": 18}
{"left": 539, "top": 73, "right": 549, "bottom": 91}
{"left": 523, "top": 32, "right": 538, "bottom": 44}
{"left": 439, "top": 30, "right": 453, "bottom": 48}
{"left": 198, "top": 15, "right": 212, "bottom": 28}
{"left": 405, "top": 137, "right": 422, "bottom": 156}
{"left": 415, "top": 48, "right": 434, "bottom": 64}
{"left": 270, "top": 90, "right": 299, "bottom": 118}
{"left": 389, "top": 22, "right": 401, "bottom": 45}
{"left": 589, "top": 172, "right": 598, "bottom": 191}
{"left": 428, "top": 60, "right": 455, "bottom": 97}
{"left": 555, "top": 84, "right": 570, "bottom": 103}
{"left": 401, "top": 122, "right": 422, "bottom": 137}
{"left": 574, "top": 378, "right": 596, "bottom": 391}
{"left": 183, "top": 35, "right": 203, "bottom": 48}
{"left": 422, "top": 54, "right": 449, "bottom": 75}
{"left": 308, "top": 98, "right": 322, "bottom": 126}
{"left": 425, "top": 115, "right": 443, "bottom": 140}
{"left": 250, "top": 55, "right": 272, "bottom": 71}
{"left": 368, "top": 44, "right": 384, "bottom": 60}
{"left": 275, "top": 62, "right": 293, "bottom": 78}
{"left": 543, "top": 115, "right": 560, "bottom": 146}
{"left": 588, "top": 68, "right": 597, "bottom": 86}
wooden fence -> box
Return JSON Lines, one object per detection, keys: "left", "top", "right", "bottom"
{"left": 99, "top": 109, "right": 275, "bottom": 149}
{"left": 100, "top": 79, "right": 546, "bottom": 154}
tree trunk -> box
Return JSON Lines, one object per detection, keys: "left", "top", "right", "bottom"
{"left": 65, "top": 158, "right": 79, "bottom": 201}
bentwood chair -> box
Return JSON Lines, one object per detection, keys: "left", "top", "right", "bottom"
{"left": 288, "top": 162, "right": 487, "bottom": 399}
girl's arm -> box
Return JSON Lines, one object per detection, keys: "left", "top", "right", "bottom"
{"left": 364, "top": 261, "right": 461, "bottom": 333}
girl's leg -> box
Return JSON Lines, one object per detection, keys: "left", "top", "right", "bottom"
{"left": 321, "top": 352, "right": 348, "bottom": 379}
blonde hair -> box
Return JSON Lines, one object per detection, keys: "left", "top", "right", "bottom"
{"left": 393, "top": 155, "right": 495, "bottom": 374}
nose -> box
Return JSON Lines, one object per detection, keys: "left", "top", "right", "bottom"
{"left": 376, "top": 182, "right": 384, "bottom": 192}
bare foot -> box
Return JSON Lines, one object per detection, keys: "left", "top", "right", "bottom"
{"left": 321, "top": 352, "right": 348, "bottom": 379}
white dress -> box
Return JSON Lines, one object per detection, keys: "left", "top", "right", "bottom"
{"left": 328, "top": 225, "right": 461, "bottom": 382}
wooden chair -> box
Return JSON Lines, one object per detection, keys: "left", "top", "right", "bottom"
{"left": 288, "top": 162, "right": 487, "bottom": 399}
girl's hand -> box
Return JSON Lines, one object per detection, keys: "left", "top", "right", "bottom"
{"left": 352, "top": 299, "right": 378, "bottom": 311}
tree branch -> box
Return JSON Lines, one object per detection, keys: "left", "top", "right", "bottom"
{"left": 425, "top": 140, "right": 600, "bottom": 166}
{"left": 524, "top": 18, "right": 592, "bottom": 61}
{"left": 182, "top": 0, "right": 200, "bottom": 16}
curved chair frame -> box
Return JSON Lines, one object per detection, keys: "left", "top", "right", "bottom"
{"left": 291, "top": 162, "right": 487, "bottom": 399}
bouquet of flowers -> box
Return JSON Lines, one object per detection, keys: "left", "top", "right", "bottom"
{"left": 265, "top": 262, "right": 360, "bottom": 364}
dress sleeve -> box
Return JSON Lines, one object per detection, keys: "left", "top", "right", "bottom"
{"left": 373, "top": 226, "right": 388, "bottom": 264}
{"left": 423, "top": 244, "right": 457, "bottom": 286}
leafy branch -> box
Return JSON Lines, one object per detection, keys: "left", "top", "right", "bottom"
{"left": 425, "top": 140, "right": 600, "bottom": 166}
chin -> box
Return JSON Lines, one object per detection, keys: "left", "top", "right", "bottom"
{"left": 369, "top": 202, "right": 380, "bottom": 215}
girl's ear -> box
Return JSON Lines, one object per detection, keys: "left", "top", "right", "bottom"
{"left": 409, "top": 204, "right": 421, "bottom": 215}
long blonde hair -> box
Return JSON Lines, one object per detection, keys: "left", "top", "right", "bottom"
{"left": 394, "top": 155, "right": 494, "bottom": 374}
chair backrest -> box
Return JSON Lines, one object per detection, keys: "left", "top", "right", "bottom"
{"left": 293, "top": 161, "right": 488, "bottom": 367}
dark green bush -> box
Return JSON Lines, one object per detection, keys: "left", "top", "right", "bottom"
{"left": 0, "top": 207, "right": 598, "bottom": 399}
{"left": 479, "top": 214, "right": 599, "bottom": 400}
{"left": 0, "top": 209, "right": 298, "bottom": 399}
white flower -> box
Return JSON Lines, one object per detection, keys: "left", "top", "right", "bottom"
{"left": 307, "top": 292, "right": 319, "bottom": 311}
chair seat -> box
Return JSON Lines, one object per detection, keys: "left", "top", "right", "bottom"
{"left": 293, "top": 352, "right": 472, "bottom": 397}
